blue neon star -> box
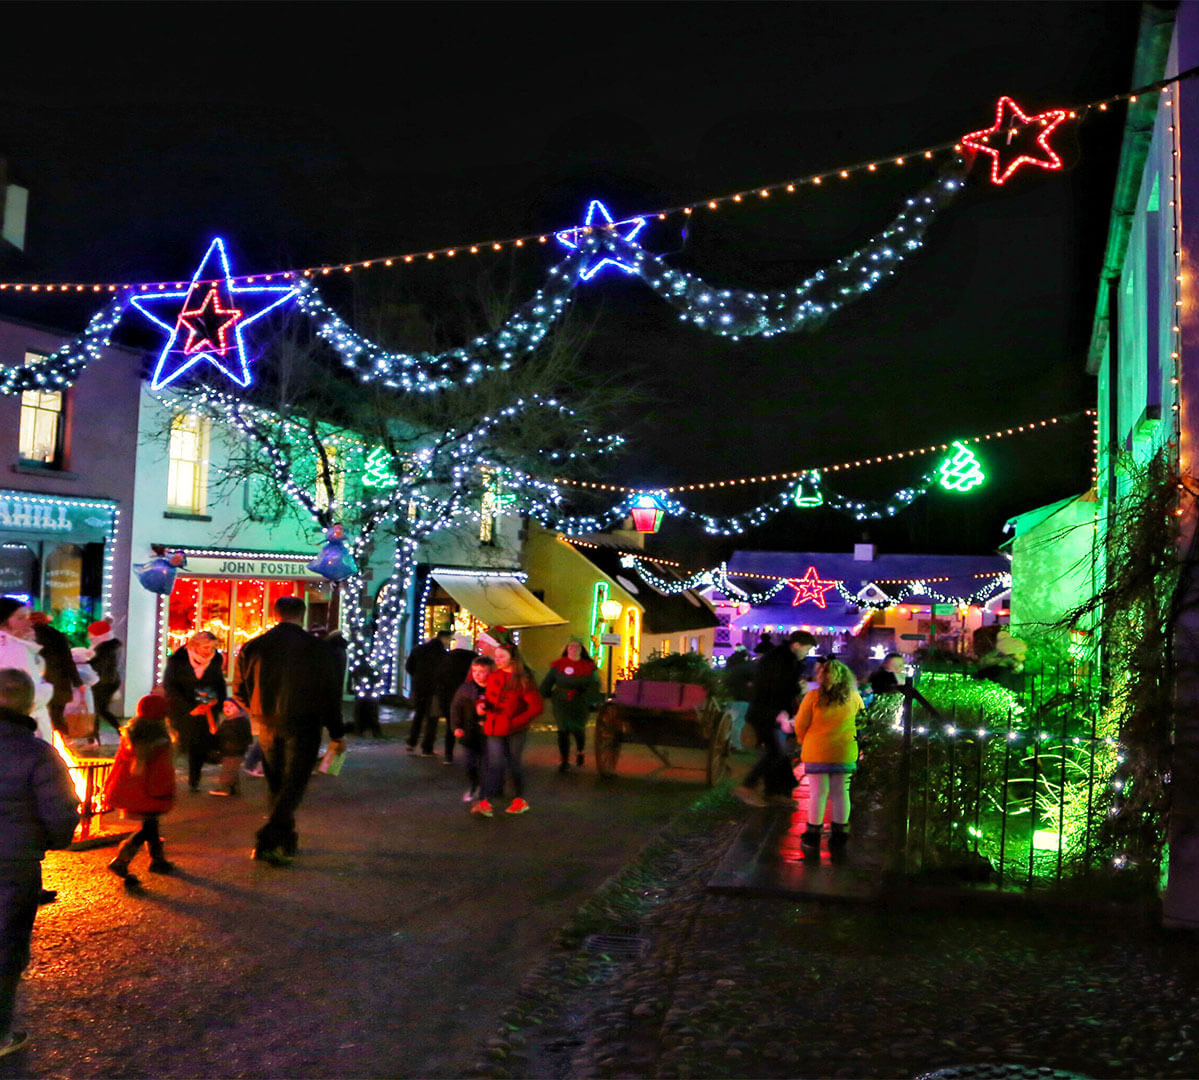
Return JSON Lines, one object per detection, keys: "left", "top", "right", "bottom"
{"left": 131, "top": 237, "right": 297, "bottom": 390}
{"left": 555, "top": 200, "right": 646, "bottom": 281}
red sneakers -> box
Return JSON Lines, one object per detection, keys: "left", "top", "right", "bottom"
{"left": 505, "top": 798, "right": 530, "bottom": 815}
{"left": 471, "top": 799, "right": 494, "bottom": 817}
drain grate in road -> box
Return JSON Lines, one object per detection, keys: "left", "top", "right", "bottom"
{"left": 581, "top": 933, "right": 650, "bottom": 960}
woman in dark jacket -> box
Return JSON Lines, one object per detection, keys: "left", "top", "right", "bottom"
{"left": 162, "top": 631, "right": 227, "bottom": 792}
{"left": 540, "top": 638, "right": 599, "bottom": 773}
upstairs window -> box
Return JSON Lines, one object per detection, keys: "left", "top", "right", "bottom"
{"left": 18, "top": 353, "right": 65, "bottom": 466}
{"left": 167, "top": 412, "right": 210, "bottom": 514}
{"left": 314, "top": 444, "right": 345, "bottom": 514}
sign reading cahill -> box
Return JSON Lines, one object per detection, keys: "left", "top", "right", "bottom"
{"left": 181, "top": 556, "right": 323, "bottom": 580}
{"left": 0, "top": 497, "right": 71, "bottom": 532}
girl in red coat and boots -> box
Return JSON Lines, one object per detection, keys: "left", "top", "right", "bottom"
{"left": 103, "top": 695, "right": 177, "bottom": 889}
{"left": 471, "top": 642, "right": 542, "bottom": 818}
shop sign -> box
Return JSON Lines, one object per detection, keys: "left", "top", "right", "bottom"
{"left": 180, "top": 556, "right": 322, "bottom": 580}
{"left": 0, "top": 497, "right": 69, "bottom": 533}
{"left": 0, "top": 494, "right": 114, "bottom": 539}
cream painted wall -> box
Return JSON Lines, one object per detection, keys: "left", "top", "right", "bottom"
{"left": 519, "top": 524, "right": 643, "bottom": 684}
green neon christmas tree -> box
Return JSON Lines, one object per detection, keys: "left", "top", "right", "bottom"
{"left": 792, "top": 469, "right": 824, "bottom": 508}
{"left": 362, "top": 446, "right": 398, "bottom": 488}
{"left": 938, "top": 441, "right": 986, "bottom": 492}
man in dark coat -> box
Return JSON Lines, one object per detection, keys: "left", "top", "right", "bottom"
{"left": 29, "top": 614, "right": 81, "bottom": 736}
{"left": 404, "top": 629, "right": 451, "bottom": 756}
{"left": 232, "top": 597, "right": 345, "bottom": 866}
{"left": 0, "top": 667, "right": 79, "bottom": 1057}
{"left": 734, "top": 630, "right": 816, "bottom": 806}
{"left": 869, "top": 652, "right": 907, "bottom": 695}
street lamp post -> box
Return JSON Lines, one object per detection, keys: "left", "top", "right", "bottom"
{"left": 600, "top": 598, "right": 623, "bottom": 695}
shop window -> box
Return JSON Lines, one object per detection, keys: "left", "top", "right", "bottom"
{"left": 167, "top": 412, "right": 210, "bottom": 514}
{"left": 165, "top": 576, "right": 319, "bottom": 676}
{"left": 622, "top": 607, "right": 641, "bottom": 678}
{"left": 0, "top": 543, "right": 36, "bottom": 600}
{"left": 43, "top": 544, "right": 83, "bottom": 618}
{"left": 19, "top": 357, "right": 65, "bottom": 466}
{"left": 314, "top": 444, "right": 345, "bottom": 514}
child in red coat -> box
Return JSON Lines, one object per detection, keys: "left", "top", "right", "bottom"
{"left": 472, "top": 643, "right": 542, "bottom": 818}
{"left": 103, "top": 695, "right": 177, "bottom": 888}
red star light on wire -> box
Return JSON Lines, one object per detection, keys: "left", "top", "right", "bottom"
{"left": 178, "top": 285, "right": 243, "bottom": 356}
{"left": 786, "top": 566, "right": 837, "bottom": 609}
{"left": 959, "top": 96, "right": 1068, "bottom": 185}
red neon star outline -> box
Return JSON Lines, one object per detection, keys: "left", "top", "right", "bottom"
{"left": 960, "top": 96, "right": 1068, "bottom": 186}
{"left": 786, "top": 566, "right": 837, "bottom": 609}
{"left": 177, "top": 285, "right": 243, "bottom": 356}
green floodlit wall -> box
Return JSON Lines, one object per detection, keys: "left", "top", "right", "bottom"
{"left": 1009, "top": 497, "right": 1097, "bottom": 646}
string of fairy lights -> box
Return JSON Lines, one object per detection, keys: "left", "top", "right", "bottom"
{"left": 0, "top": 75, "right": 1183, "bottom": 294}
{"left": 555, "top": 411, "right": 1091, "bottom": 496}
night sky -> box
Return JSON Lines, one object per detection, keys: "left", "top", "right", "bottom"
{"left": 0, "top": 2, "right": 1144, "bottom": 563}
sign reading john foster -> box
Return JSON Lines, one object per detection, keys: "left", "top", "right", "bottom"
{"left": 0, "top": 493, "right": 116, "bottom": 542}
{"left": 179, "top": 555, "right": 323, "bottom": 580}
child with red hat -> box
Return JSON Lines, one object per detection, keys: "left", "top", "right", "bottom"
{"left": 102, "top": 695, "right": 177, "bottom": 889}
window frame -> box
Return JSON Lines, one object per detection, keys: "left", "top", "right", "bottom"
{"left": 17, "top": 352, "right": 66, "bottom": 467}
{"left": 166, "top": 411, "right": 211, "bottom": 514}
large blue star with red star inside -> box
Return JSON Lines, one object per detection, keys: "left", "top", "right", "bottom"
{"left": 787, "top": 566, "right": 838, "bottom": 609}
{"left": 131, "top": 237, "right": 297, "bottom": 390}
{"left": 959, "top": 96, "right": 1068, "bottom": 186}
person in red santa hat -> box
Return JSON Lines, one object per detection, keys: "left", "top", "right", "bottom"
{"left": 86, "top": 620, "right": 123, "bottom": 740}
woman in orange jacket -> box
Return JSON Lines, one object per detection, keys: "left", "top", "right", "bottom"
{"left": 472, "top": 643, "right": 542, "bottom": 818}
{"left": 794, "top": 658, "right": 863, "bottom": 857}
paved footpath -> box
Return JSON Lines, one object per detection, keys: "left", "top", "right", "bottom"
{"left": 9, "top": 720, "right": 715, "bottom": 1079}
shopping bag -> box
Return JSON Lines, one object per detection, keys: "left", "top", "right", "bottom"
{"left": 63, "top": 688, "right": 94, "bottom": 739}
{"left": 319, "top": 746, "right": 347, "bottom": 776}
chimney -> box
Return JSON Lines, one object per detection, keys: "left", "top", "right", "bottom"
{"left": 853, "top": 543, "right": 876, "bottom": 562}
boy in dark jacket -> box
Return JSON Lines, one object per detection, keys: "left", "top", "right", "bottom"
{"left": 449, "top": 656, "right": 494, "bottom": 803}
{"left": 0, "top": 668, "right": 80, "bottom": 1058}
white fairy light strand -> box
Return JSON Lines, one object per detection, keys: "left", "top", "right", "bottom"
{"left": 0, "top": 298, "right": 126, "bottom": 394}
{"left": 592, "top": 170, "right": 965, "bottom": 340}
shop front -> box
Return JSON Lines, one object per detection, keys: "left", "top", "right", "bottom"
{"left": 154, "top": 549, "right": 336, "bottom": 679}
{"left": 415, "top": 566, "right": 565, "bottom": 649}
{"left": 0, "top": 490, "right": 120, "bottom": 631}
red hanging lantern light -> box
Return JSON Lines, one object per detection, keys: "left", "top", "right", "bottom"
{"left": 629, "top": 493, "right": 667, "bottom": 533}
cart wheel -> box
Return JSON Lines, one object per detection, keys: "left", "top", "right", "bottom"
{"left": 706, "top": 709, "right": 733, "bottom": 787}
{"left": 595, "top": 705, "right": 621, "bottom": 779}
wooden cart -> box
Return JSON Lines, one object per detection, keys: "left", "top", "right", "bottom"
{"left": 594, "top": 679, "right": 733, "bottom": 787}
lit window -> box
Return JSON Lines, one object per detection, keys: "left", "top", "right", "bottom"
{"left": 167, "top": 412, "right": 210, "bottom": 513}
{"left": 314, "top": 444, "right": 344, "bottom": 513}
{"left": 479, "top": 468, "right": 498, "bottom": 544}
{"left": 19, "top": 353, "right": 64, "bottom": 465}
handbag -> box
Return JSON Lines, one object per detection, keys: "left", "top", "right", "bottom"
{"left": 63, "top": 687, "right": 94, "bottom": 739}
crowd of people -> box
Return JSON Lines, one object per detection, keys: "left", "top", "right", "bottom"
{"left": 0, "top": 590, "right": 917, "bottom": 1061}
{"left": 403, "top": 627, "right": 601, "bottom": 815}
